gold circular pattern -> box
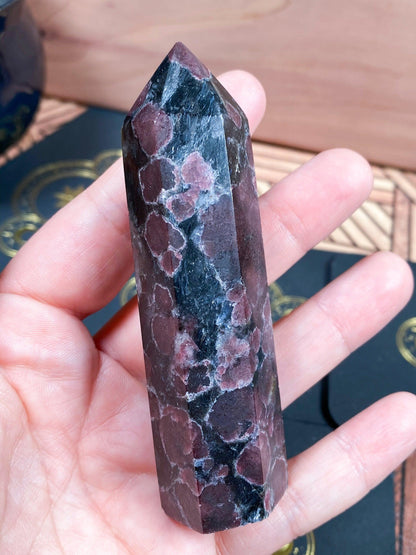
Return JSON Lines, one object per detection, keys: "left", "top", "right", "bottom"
{"left": 273, "top": 532, "right": 316, "bottom": 555}
{"left": 274, "top": 542, "right": 294, "bottom": 555}
{"left": 396, "top": 318, "right": 416, "bottom": 367}
{"left": 269, "top": 281, "right": 284, "bottom": 299}
{"left": 0, "top": 213, "right": 43, "bottom": 257}
{"left": 93, "top": 149, "right": 122, "bottom": 175}
{"left": 271, "top": 295, "right": 307, "bottom": 320}
{"left": 11, "top": 161, "right": 96, "bottom": 219}
{"left": 119, "top": 277, "right": 137, "bottom": 306}
{"left": 0, "top": 150, "right": 122, "bottom": 259}
{"left": 11, "top": 149, "right": 122, "bottom": 220}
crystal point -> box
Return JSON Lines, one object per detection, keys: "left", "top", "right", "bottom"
{"left": 122, "top": 42, "right": 287, "bottom": 533}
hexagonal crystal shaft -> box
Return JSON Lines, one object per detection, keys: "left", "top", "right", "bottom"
{"left": 122, "top": 42, "right": 287, "bottom": 533}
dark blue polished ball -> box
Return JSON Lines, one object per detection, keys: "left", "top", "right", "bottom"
{"left": 0, "top": 0, "right": 44, "bottom": 153}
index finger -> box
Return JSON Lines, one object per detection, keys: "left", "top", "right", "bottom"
{"left": 0, "top": 71, "right": 266, "bottom": 318}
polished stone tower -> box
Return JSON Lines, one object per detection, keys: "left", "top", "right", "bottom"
{"left": 122, "top": 42, "right": 287, "bottom": 533}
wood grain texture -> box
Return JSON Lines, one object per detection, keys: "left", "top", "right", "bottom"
{"left": 251, "top": 143, "right": 416, "bottom": 261}
{"left": 393, "top": 188, "right": 411, "bottom": 259}
{"left": 395, "top": 453, "right": 416, "bottom": 555}
{"left": 28, "top": 0, "right": 416, "bottom": 169}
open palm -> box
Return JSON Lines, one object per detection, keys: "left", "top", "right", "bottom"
{"left": 0, "top": 72, "right": 415, "bottom": 554}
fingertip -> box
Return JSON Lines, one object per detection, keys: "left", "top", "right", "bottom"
{"left": 314, "top": 148, "right": 373, "bottom": 204}
{"left": 395, "top": 392, "right": 416, "bottom": 445}
{"left": 318, "top": 148, "right": 374, "bottom": 202}
{"left": 368, "top": 392, "right": 416, "bottom": 459}
{"left": 218, "top": 70, "right": 266, "bottom": 133}
{"left": 366, "top": 251, "right": 414, "bottom": 309}
{"left": 387, "top": 391, "right": 416, "bottom": 431}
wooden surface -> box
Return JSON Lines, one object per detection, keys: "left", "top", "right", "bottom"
{"left": 254, "top": 142, "right": 416, "bottom": 262}
{"left": 28, "top": 0, "right": 416, "bottom": 170}
{"left": 395, "top": 453, "right": 416, "bottom": 555}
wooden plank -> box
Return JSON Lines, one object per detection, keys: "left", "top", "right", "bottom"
{"left": 402, "top": 454, "right": 416, "bottom": 555}
{"left": 361, "top": 200, "right": 393, "bottom": 236}
{"left": 252, "top": 143, "right": 313, "bottom": 165}
{"left": 253, "top": 147, "right": 393, "bottom": 192}
{"left": 386, "top": 169, "right": 416, "bottom": 203}
{"left": 315, "top": 241, "right": 370, "bottom": 255}
{"left": 328, "top": 227, "right": 353, "bottom": 246}
{"left": 395, "top": 464, "right": 403, "bottom": 555}
{"left": 381, "top": 204, "right": 394, "bottom": 217}
{"left": 35, "top": 103, "right": 81, "bottom": 122}
{"left": 257, "top": 180, "right": 272, "bottom": 196}
{"left": 392, "top": 188, "right": 411, "bottom": 258}
{"left": 29, "top": 0, "right": 416, "bottom": 169}
{"left": 405, "top": 172, "right": 416, "bottom": 189}
{"left": 254, "top": 167, "right": 288, "bottom": 184}
{"left": 410, "top": 203, "right": 416, "bottom": 262}
{"left": 369, "top": 189, "right": 395, "bottom": 205}
{"left": 340, "top": 218, "right": 377, "bottom": 251}
{"left": 371, "top": 165, "right": 387, "bottom": 178}
{"left": 395, "top": 454, "right": 416, "bottom": 555}
{"left": 350, "top": 207, "right": 391, "bottom": 250}
{"left": 253, "top": 155, "right": 300, "bottom": 174}
{"left": 373, "top": 176, "right": 395, "bottom": 192}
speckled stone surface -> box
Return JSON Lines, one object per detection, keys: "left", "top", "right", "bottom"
{"left": 122, "top": 42, "right": 287, "bottom": 534}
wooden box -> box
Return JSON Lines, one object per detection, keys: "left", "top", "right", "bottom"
{"left": 28, "top": 0, "right": 416, "bottom": 169}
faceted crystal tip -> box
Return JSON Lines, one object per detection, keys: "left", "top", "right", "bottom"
{"left": 167, "top": 42, "right": 211, "bottom": 81}
{"left": 122, "top": 43, "right": 287, "bottom": 534}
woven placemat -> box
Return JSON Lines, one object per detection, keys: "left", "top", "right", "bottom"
{"left": 253, "top": 142, "right": 416, "bottom": 262}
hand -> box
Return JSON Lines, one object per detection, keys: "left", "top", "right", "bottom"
{"left": 0, "top": 71, "right": 415, "bottom": 554}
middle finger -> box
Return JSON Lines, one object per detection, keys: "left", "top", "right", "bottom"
{"left": 95, "top": 148, "right": 373, "bottom": 376}
{"left": 95, "top": 250, "right": 412, "bottom": 412}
